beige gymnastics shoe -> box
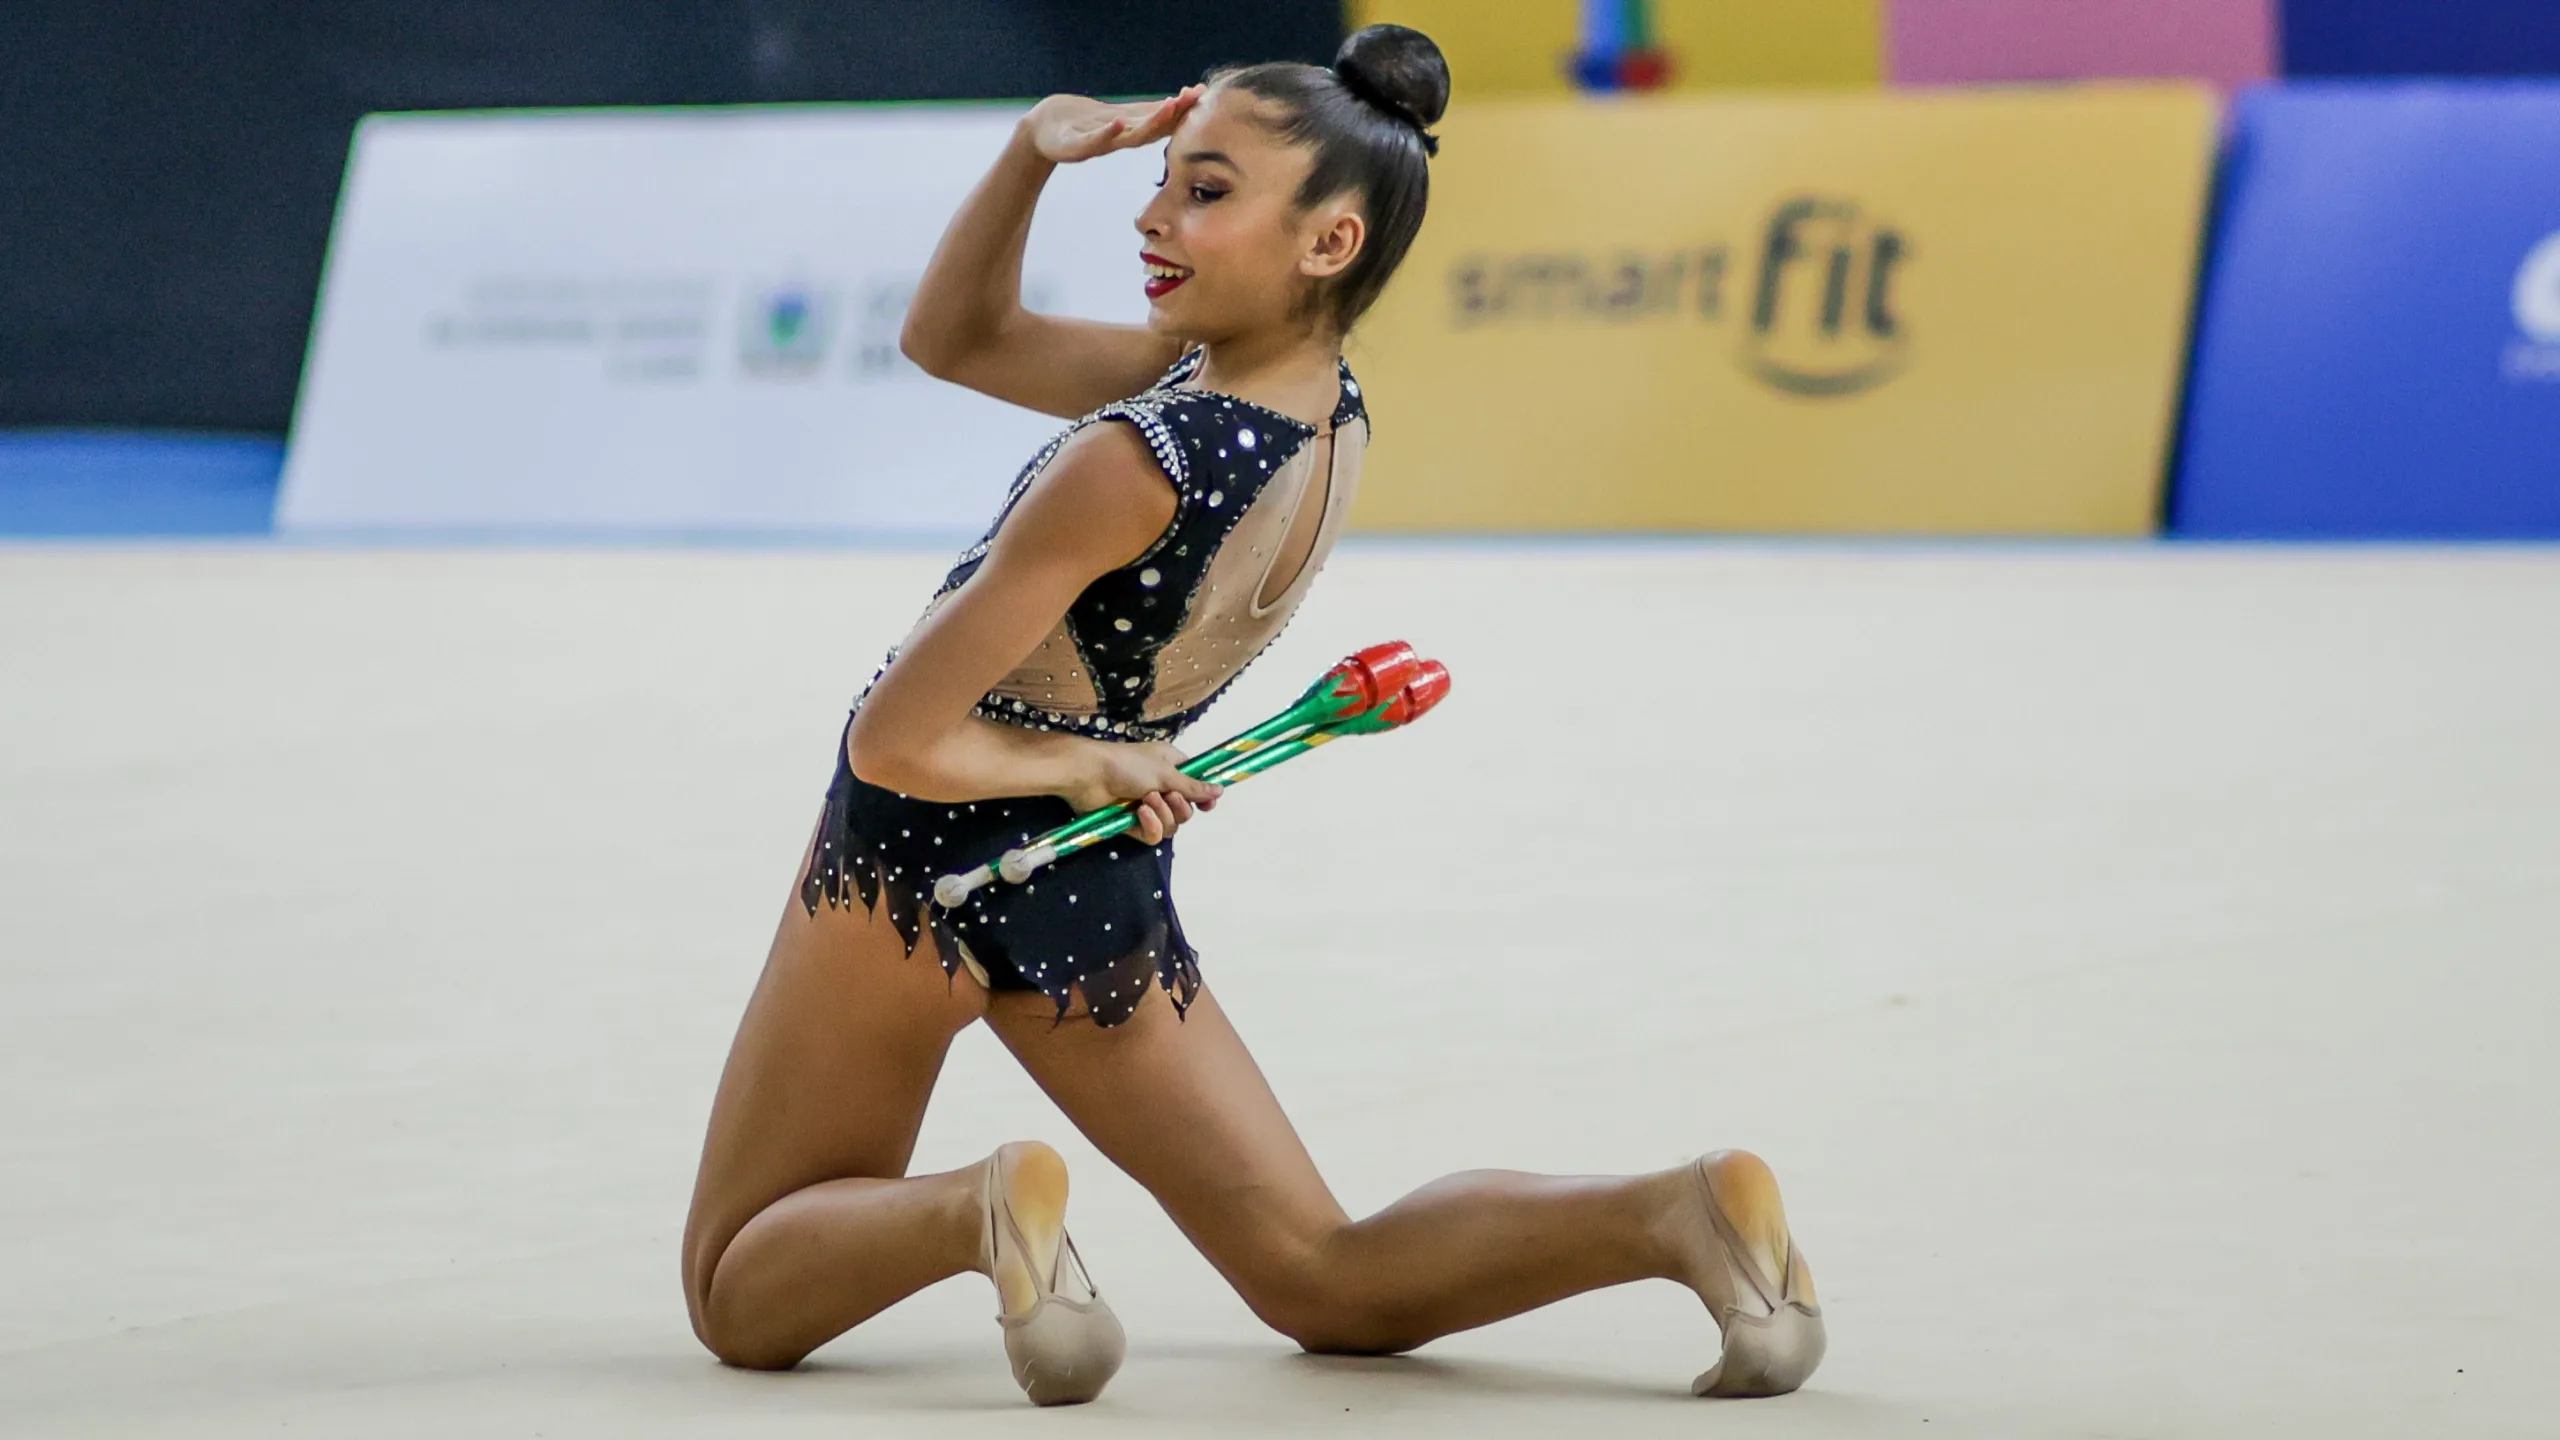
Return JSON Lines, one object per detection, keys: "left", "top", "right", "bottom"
{"left": 981, "top": 1141, "right": 1126, "bottom": 1406}
{"left": 1685, "top": 1149, "right": 1825, "bottom": 1398}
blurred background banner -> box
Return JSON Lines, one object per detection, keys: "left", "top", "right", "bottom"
{"left": 1346, "top": 88, "right": 2218, "bottom": 534}
{"left": 2175, "top": 85, "right": 2560, "bottom": 538}
{"left": 1888, "top": 0, "right": 2275, "bottom": 94}
{"left": 0, "top": 0, "right": 1335, "bottom": 436}
{"left": 2282, "top": 0, "right": 2560, "bottom": 79}
{"left": 278, "top": 108, "right": 1155, "bottom": 536}
{"left": 1353, "top": 0, "right": 1882, "bottom": 94}
{"left": 14, "top": 0, "right": 2560, "bottom": 540}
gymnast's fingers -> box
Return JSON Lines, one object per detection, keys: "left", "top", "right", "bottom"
{"left": 1115, "top": 87, "right": 1201, "bottom": 149}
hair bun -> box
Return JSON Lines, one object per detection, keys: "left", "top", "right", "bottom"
{"left": 1334, "top": 23, "right": 1450, "bottom": 149}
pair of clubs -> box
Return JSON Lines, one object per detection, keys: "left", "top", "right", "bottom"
{"left": 932, "top": 641, "right": 1452, "bottom": 908}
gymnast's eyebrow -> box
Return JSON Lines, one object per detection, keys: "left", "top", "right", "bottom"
{"left": 1177, "top": 149, "right": 1239, "bottom": 170}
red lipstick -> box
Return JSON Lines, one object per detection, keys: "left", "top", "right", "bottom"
{"left": 1141, "top": 251, "right": 1192, "bottom": 299}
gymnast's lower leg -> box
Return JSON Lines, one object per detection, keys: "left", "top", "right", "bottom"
{"left": 986, "top": 985, "right": 1820, "bottom": 1392}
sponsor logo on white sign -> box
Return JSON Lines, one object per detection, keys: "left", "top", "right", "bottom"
{"left": 738, "top": 283, "right": 841, "bottom": 377}
{"left": 281, "top": 108, "right": 1157, "bottom": 534}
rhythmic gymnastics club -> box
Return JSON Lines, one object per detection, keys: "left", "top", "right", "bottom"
{"left": 1170, "top": 658, "right": 1450, "bottom": 791}
{"left": 931, "top": 651, "right": 1448, "bottom": 908}
{"left": 929, "top": 643, "right": 1416, "bottom": 907}
{"left": 983, "top": 659, "right": 1450, "bottom": 892}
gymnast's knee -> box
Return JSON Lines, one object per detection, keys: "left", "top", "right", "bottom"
{"left": 1235, "top": 1245, "right": 1428, "bottom": 1356}
{"left": 691, "top": 1296, "right": 813, "bottom": 1372}
{"left": 684, "top": 1239, "right": 812, "bottom": 1372}
{"left": 1285, "top": 1317, "right": 1425, "bottom": 1357}
{"left": 1266, "top": 1296, "right": 1427, "bottom": 1357}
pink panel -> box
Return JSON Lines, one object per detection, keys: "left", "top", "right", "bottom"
{"left": 1888, "top": 0, "right": 2276, "bottom": 94}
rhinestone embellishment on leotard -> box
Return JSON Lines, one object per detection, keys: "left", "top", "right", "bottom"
{"left": 885, "top": 350, "right": 1363, "bottom": 751}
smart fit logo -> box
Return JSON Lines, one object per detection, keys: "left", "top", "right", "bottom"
{"left": 1746, "top": 198, "right": 1909, "bottom": 397}
{"left": 1446, "top": 194, "right": 1912, "bottom": 399}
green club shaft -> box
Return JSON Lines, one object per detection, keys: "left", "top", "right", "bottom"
{"left": 1018, "top": 673, "right": 1368, "bottom": 853}
{"left": 934, "top": 696, "right": 1362, "bottom": 907}
{"left": 994, "top": 725, "right": 1347, "bottom": 882}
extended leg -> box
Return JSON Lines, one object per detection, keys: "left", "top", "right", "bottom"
{"left": 986, "top": 984, "right": 1817, "bottom": 1376}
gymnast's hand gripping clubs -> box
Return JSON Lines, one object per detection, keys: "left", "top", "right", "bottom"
{"left": 932, "top": 642, "right": 1451, "bottom": 909}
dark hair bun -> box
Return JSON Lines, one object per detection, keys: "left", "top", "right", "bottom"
{"left": 1334, "top": 23, "right": 1451, "bottom": 133}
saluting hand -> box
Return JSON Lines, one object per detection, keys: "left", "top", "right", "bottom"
{"left": 1020, "top": 87, "right": 1204, "bottom": 165}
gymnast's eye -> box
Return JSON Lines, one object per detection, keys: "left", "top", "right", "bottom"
{"left": 1190, "top": 184, "right": 1227, "bottom": 204}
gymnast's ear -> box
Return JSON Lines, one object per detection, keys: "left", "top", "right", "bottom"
{"left": 1299, "top": 201, "right": 1366, "bottom": 282}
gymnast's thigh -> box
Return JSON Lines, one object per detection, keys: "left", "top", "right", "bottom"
{"left": 983, "top": 985, "right": 1349, "bottom": 1297}
{"left": 682, "top": 868, "right": 990, "bottom": 1310}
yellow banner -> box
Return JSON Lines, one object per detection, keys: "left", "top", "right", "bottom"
{"left": 1346, "top": 88, "right": 2219, "bottom": 534}
{"left": 1350, "top": 0, "right": 1579, "bottom": 96}
{"left": 1350, "top": 1, "right": 1881, "bottom": 94}
{"left": 1656, "top": 0, "right": 1880, "bottom": 89}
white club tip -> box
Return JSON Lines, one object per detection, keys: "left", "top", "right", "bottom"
{"left": 998, "top": 844, "right": 1058, "bottom": 885}
{"left": 933, "top": 871, "right": 982, "bottom": 909}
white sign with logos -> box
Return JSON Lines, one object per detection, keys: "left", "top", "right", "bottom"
{"left": 279, "top": 106, "right": 1159, "bottom": 534}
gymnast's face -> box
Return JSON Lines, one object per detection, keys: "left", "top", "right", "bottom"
{"left": 1134, "top": 85, "right": 1367, "bottom": 344}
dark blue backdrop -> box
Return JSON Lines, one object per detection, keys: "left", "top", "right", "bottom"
{"left": 2284, "top": 0, "right": 2560, "bottom": 78}
{"left": 0, "top": 1, "right": 1340, "bottom": 435}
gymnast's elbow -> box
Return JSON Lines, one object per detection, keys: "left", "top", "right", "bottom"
{"left": 896, "top": 318, "right": 947, "bottom": 379}
{"left": 842, "top": 712, "right": 927, "bottom": 796}
{"left": 898, "top": 314, "right": 976, "bottom": 384}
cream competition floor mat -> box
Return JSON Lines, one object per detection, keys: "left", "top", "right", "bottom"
{"left": 2, "top": 542, "right": 2552, "bottom": 1437}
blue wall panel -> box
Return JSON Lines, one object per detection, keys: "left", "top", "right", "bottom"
{"left": 0, "top": 433, "right": 280, "bottom": 536}
{"left": 2176, "top": 84, "right": 2560, "bottom": 538}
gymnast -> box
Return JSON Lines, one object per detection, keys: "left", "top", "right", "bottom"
{"left": 679, "top": 24, "right": 1822, "bottom": 1406}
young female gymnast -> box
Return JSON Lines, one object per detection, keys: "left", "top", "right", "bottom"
{"left": 681, "top": 24, "right": 1823, "bottom": 1407}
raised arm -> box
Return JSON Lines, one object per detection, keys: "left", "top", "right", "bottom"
{"left": 845, "top": 422, "right": 1221, "bottom": 842}
{"left": 900, "top": 92, "right": 1199, "bottom": 419}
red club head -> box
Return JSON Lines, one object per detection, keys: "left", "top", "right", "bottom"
{"left": 1380, "top": 660, "right": 1451, "bottom": 727}
{"left": 1334, "top": 640, "right": 1420, "bottom": 711}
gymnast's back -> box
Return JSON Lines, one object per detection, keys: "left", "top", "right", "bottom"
{"left": 895, "top": 347, "right": 1370, "bottom": 743}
